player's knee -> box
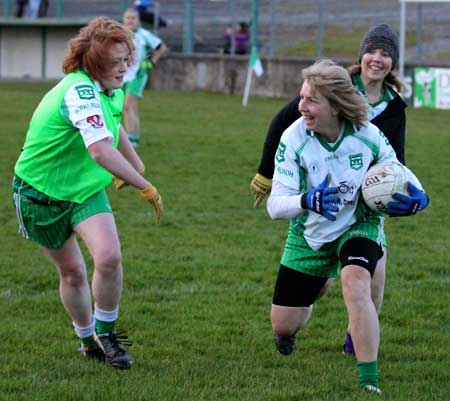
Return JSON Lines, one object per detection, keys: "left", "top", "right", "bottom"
{"left": 94, "top": 250, "right": 122, "bottom": 274}
{"left": 271, "top": 306, "right": 308, "bottom": 336}
{"left": 272, "top": 320, "right": 294, "bottom": 337}
{"left": 317, "top": 277, "right": 334, "bottom": 299}
{"left": 342, "top": 269, "right": 371, "bottom": 306}
{"left": 59, "top": 264, "right": 87, "bottom": 288}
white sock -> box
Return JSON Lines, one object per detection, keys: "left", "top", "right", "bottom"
{"left": 94, "top": 305, "right": 119, "bottom": 322}
{"left": 73, "top": 317, "right": 95, "bottom": 339}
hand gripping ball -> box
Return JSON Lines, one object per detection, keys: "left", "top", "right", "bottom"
{"left": 362, "top": 161, "right": 423, "bottom": 214}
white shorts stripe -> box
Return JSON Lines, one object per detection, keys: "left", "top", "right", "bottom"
{"left": 13, "top": 182, "right": 29, "bottom": 240}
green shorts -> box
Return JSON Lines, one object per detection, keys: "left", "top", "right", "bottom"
{"left": 12, "top": 176, "right": 112, "bottom": 249}
{"left": 123, "top": 71, "right": 149, "bottom": 98}
{"left": 281, "top": 214, "right": 384, "bottom": 278}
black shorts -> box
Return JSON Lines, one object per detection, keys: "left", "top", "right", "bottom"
{"left": 272, "top": 238, "right": 383, "bottom": 307}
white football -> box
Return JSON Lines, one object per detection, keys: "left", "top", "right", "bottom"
{"left": 361, "top": 161, "right": 423, "bottom": 214}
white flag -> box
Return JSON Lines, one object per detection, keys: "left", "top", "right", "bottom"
{"left": 249, "top": 46, "right": 263, "bottom": 77}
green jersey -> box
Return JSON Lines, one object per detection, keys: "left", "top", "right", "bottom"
{"left": 15, "top": 70, "right": 124, "bottom": 203}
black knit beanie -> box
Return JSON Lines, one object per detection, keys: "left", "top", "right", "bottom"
{"left": 358, "top": 23, "right": 399, "bottom": 70}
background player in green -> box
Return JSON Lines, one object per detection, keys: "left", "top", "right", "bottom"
{"left": 122, "top": 8, "right": 168, "bottom": 148}
{"left": 12, "top": 17, "right": 163, "bottom": 369}
{"left": 267, "top": 59, "right": 428, "bottom": 394}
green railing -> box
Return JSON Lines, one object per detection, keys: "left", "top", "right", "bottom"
{"left": 2, "top": 0, "right": 10, "bottom": 16}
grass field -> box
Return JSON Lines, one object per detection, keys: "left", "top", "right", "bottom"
{"left": 279, "top": 28, "right": 421, "bottom": 58}
{"left": 0, "top": 82, "right": 449, "bottom": 401}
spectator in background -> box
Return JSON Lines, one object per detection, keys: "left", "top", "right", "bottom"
{"left": 24, "top": 0, "right": 40, "bottom": 18}
{"left": 37, "top": 0, "right": 48, "bottom": 17}
{"left": 223, "top": 21, "right": 250, "bottom": 55}
{"left": 235, "top": 21, "right": 250, "bottom": 55}
{"left": 134, "top": 0, "right": 169, "bottom": 29}
{"left": 16, "top": 0, "right": 28, "bottom": 17}
{"left": 17, "top": 0, "right": 48, "bottom": 18}
{"left": 223, "top": 25, "right": 233, "bottom": 54}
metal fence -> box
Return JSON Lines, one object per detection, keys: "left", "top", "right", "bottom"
{"left": 1, "top": 0, "right": 450, "bottom": 63}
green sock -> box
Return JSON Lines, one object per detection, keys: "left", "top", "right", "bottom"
{"left": 127, "top": 132, "right": 140, "bottom": 143}
{"left": 80, "top": 335, "right": 98, "bottom": 349}
{"left": 357, "top": 360, "right": 380, "bottom": 388}
{"left": 95, "top": 319, "right": 115, "bottom": 336}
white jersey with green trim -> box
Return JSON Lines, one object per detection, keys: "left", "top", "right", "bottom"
{"left": 124, "top": 27, "right": 162, "bottom": 82}
{"left": 272, "top": 117, "right": 397, "bottom": 250}
{"left": 352, "top": 73, "right": 397, "bottom": 121}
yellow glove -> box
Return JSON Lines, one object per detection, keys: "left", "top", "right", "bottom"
{"left": 113, "top": 176, "right": 127, "bottom": 190}
{"left": 140, "top": 184, "right": 163, "bottom": 224}
{"left": 113, "top": 167, "right": 145, "bottom": 190}
{"left": 250, "top": 173, "right": 272, "bottom": 208}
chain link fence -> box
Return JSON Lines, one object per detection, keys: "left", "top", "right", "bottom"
{"left": 1, "top": 0, "right": 450, "bottom": 63}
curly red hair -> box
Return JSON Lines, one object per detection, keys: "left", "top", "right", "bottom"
{"left": 63, "top": 17, "right": 135, "bottom": 81}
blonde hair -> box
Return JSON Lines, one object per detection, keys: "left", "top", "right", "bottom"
{"left": 302, "top": 59, "right": 369, "bottom": 129}
{"left": 63, "top": 17, "right": 135, "bottom": 81}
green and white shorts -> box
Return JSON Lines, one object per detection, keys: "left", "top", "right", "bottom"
{"left": 122, "top": 71, "right": 149, "bottom": 98}
{"left": 281, "top": 214, "right": 384, "bottom": 278}
{"left": 12, "top": 176, "right": 112, "bottom": 249}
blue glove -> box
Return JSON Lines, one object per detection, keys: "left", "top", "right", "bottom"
{"left": 301, "top": 175, "right": 339, "bottom": 221}
{"left": 387, "top": 181, "right": 430, "bottom": 217}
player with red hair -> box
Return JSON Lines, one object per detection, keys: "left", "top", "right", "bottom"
{"left": 12, "top": 17, "right": 163, "bottom": 369}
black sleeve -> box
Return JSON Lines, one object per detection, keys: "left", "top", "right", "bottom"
{"left": 257, "top": 96, "right": 301, "bottom": 178}
{"left": 371, "top": 96, "right": 407, "bottom": 165}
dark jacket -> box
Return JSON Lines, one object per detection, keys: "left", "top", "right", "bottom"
{"left": 257, "top": 93, "right": 407, "bottom": 179}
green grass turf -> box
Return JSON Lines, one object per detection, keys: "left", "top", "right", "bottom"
{"left": 0, "top": 82, "right": 449, "bottom": 401}
{"left": 279, "top": 27, "right": 422, "bottom": 59}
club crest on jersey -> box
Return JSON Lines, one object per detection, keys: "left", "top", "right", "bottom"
{"left": 349, "top": 153, "right": 363, "bottom": 170}
{"left": 87, "top": 115, "right": 104, "bottom": 128}
{"left": 75, "top": 85, "right": 95, "bottom": 100}
{"left": 276, "top": 142, "right": 287, "bottom": 163}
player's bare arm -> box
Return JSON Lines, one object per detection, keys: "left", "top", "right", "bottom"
{"left": 88, "top": 137, "right": 148, "bottom": 190}
{"left": 117, "top": 124, "right": 145, "bottom": 173}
